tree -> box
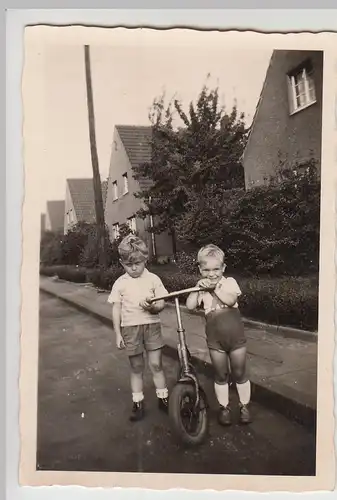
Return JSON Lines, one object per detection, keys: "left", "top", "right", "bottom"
{"left": 132, "top": 83, "right": 247, "bottom": 257}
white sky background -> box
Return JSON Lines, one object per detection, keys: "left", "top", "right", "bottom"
{"left": 28, "top": 30, "right": 272, "bottom": 213}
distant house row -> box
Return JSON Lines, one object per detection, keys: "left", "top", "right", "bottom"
{"left": 41, "top": 180, "right": 108, "bottom": 234}
{"left": 42, "top": 49, "right": 323, "bottom": 259}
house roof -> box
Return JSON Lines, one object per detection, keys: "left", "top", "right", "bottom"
{"left": 116, "top": 125, "right": 152, "bottom": 190}
{"left": 116, "top": 125, "right": 152, "bottom": 168}
{"left": 46, "top": 200, "right": 65, "bottom": 231}
{"left": 67, "top": 178, "right": 108, "bottom": 224}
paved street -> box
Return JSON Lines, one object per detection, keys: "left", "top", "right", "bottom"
{"left": 37, "top": 292, "right": 316, "bottom": 475}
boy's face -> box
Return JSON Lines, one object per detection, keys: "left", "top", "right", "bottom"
{"left": 199, "top": 257, "right": 226, "bottom": 285}
{"left": 120, "top": 256, "right": 146, "bottom": 278}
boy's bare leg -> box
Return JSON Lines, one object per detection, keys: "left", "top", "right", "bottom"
{"left": 147, "top": 349, "right": 169, "bottom": 411}
{"left": 128, "top": 353, "right": 146, "bottom": 421}
{"left": 129, "top": 353, "right": 145, "bottom": 396}
{"left": 209, "top": 349, "right": 231, "bottom": 425}
{"left": 229, "top": 346, "right": 251, "bottom": 423}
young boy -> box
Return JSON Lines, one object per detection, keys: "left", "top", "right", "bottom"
{"left": 186, "top": 244, "right": 251, "bottom": 426}
{"left": 107, "top": 234, "right": 169, "bottom": 422}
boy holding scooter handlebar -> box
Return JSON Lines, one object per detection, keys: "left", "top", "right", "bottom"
{"left": 186, "top": 244, "right": 251, "bottom": 426}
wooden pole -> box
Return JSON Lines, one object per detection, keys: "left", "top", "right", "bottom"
{"left": 84, "top": 45, "right": 107, "bottom": 268}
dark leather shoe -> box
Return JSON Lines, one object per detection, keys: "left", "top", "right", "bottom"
{"left": 239, "top": 404, "right": 251, "bottom": 424}
{"left": 218, "top": 406, "right": 232, "bottom": 426}
{"left": 158, "top": 397, "right": 169, "bottom": 413}
{"left": 129, "top": 401, "right": 145, "bottom": 421}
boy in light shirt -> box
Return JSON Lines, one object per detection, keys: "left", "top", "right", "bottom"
{"left": 186, "top": 244, "right": 251, "bottom": 426}
{"left": 108, "top": 235, "right": 169, "bottom": 422}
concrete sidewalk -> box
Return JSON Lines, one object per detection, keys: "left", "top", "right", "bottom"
{"left": 40, "top": 276, "right": 317, "bottom": 428}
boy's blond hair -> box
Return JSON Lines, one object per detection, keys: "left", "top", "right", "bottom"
{"left": 197, "top": 244, "right": 225, "bottom": 265}
{"left": 118, "top": 234, "right": 149, "bottom": 263}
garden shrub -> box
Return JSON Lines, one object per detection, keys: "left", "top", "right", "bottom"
{"left": 40, "top": 265, "right": 88, "bottom": 283}
{"left": 175, "top": 160, "right": 320, "bottom": 277}
{"left": 40, "top": 231, "right": 64, "bottom": 265}
{"left": 86, "top": 265, "right": 123, "bottom": 290}
{"left": 40, "top": 264, "right": 318, "bottom": 331}
{"left": 175, "top": 251, "right": 198, "bottom": 275}
{"left": 238, "top": 275, "right": 318, "bottom": 331}
{"left": 79, "top": 225, "right": 115, "bottom": 268}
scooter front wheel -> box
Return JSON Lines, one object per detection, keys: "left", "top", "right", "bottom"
{"left": 169, "top": 382, "right": 209, "bottom": 446}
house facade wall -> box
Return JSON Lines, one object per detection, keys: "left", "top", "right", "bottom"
{"left": 104, "top": 128, "right": 173, "bottom": 260}
{"left": 64, "top": 183, "right": 78, "bottom": 234}
{"left": 45, "top": 210, "right": 52, "bottom": 231}
{"left": 243, "top": 50, "right": 323, "bottom": 190}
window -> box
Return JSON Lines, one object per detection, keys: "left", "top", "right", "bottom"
{"left": 288, "top": 61, "right": 316, "bottom": 114}
{"left": 112, "top": 223, "right": 120, "bottom": 240}
{"left": 127, "top": 216, "right": 137, "bottom": 233}
{"left": 112, "top": 181, "right": 118, "bottom": 200}
{"left": 122, "top": 173, "right": 129, "bottom": 195}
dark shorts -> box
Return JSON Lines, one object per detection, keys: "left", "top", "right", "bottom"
{"left": 205, "top": 308, "right": 246, "bottom": 353}
{"left": 121, "top": 323, "right": 164, "bottom": 357}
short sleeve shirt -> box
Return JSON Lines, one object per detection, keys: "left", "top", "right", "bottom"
{"left": 197, "top": 277, "right": 242, "bottom": 315}
{"left": 107, "top": 269, "right": 168, "bottom": 327}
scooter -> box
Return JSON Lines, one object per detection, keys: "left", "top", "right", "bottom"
{"left": 149, "top": 287, "right": 209, "bottom": 446}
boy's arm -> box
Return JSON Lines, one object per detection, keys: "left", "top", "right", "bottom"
{"left": 112, "top": 302, "right": 124, "bottom": 348}
{"left": 213, "top": 280, "right": 240, "bottom": 307}
{"left": 186, "top": 290, "right": 199, "bottom": 310}
{"left": 141, "top": 276, "right": 167, "bottom": 313}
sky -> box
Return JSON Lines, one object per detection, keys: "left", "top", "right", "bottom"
{"left": 25, "top": 31, "right": 272, "bottom": 213}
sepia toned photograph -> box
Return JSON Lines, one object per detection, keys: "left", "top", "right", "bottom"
{"left": 19, "top": 27, "right": 336, "bottom": 491}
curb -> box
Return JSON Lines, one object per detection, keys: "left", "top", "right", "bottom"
{"left": 165, "top": 303, "right": 317, "bottom": 343}
{"left": 40, "top": 285, "right": 316, "bottom": 430}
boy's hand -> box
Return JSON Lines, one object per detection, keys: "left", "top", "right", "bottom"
{"left": 197, "top": 278, "right": 216, "bottom": 290}
{"left": 139, "top": 297, "right": 153, "bottom": 311}
{"left": 116, "top": 334, "right": 125, "bottom": 349}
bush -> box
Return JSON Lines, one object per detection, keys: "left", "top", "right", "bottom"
{"left": 40, "top": 265, "right": 88, "bottom": 283}
{"left": 40, "top": 231, "right": 64, "bottom": 265}
{"left": 154, "top": 270, "right": 197, "bottom": 294}
{"left": 175, "top": 251, "right": 198, "bottom": 275}
{"left": 86, "top": 265, "right": 124, "bottom": 290}
{"left": 79, "top": 225, "right": 115, "bottom": 268}
{"left": 238, "top": 275, "right": 318, "bottom": 331}
{"left": 175, "top": 160, "right": 320, "bottom": 277}
{"left": 40, "top": 264, "right": 318, "bottom": 331}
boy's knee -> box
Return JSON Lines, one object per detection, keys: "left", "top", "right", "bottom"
{"left": 149, "top": 361, "right": 162, "bottom": 373}
{"left": 232, "top": 368, "right": 247, "bottom": 383}
{"left": 214, "top": 373, "right": 229, "bottom": 385}
{"left": 130, "top": 357, "right": 144, "bottom": 374}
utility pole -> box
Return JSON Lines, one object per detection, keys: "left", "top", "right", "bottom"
{"left": 84, "top": 45, "right": 108, "bottom": 268}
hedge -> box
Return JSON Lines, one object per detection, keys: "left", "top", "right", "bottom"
{"left": 40, "top": 264, "right": 318, "bottom": 331}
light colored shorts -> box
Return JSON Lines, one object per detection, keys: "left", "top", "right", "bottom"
{"left": 121, "top": 323, "right": 165, "bottom": 357}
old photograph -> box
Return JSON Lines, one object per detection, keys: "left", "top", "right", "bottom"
{"left": 20, "top": 27, "right": 336, "bottom": 490}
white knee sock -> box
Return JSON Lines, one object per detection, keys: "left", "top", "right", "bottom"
{"left": 236, "top": 381, "right": 251, "bottom": 405}
{"left": 214, "top": 382, "right": 229, "bottom": 408}
{"left": 156, "top": 387, "right": 168, "bottom": 399}
{"left": 132, "top": 391, "right": 144, "bottom": 403}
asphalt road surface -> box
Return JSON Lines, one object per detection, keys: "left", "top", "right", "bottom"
{"left": 37, "top": 292, "right": 316, "bottom": 475}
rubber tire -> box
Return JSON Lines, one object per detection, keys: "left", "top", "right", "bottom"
{"left": 169, "top": 382, "right": 209, "bottom": 446}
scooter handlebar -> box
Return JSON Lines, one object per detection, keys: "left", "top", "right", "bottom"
{"left": 148, "top": 286, "right": 206, "bottom": 303}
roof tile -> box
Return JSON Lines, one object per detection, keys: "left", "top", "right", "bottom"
{"left": 67, "top": 178, "right": 108, "bottom": 224}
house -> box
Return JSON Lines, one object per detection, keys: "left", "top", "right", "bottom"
{"left": 64, "top": 178, "right": 108, "bottom": 234}
{"left": 104, "top": 125, "right": 173, "bottom": 260}
{"left": 40, "top": 213, "right": 46, "bottom": 236}
{"left": 242, "top": 50, "right": 323, "bottom": 189}
{"left": 45, "top": 200, "right": 65, "bottom": 233}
